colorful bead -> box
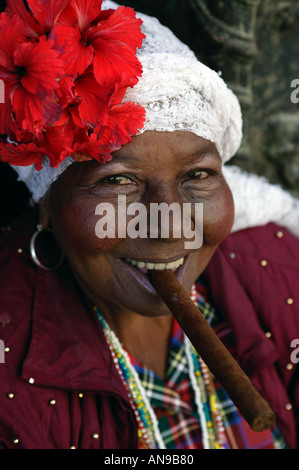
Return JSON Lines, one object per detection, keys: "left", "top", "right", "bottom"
{"left": 94, "top": 290, "right": 225, "bottom": 449}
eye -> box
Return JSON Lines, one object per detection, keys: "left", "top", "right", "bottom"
{"left": 102, "top": 175, "right": 134, "bottom": 185}
{"left": 188, "top": 170, "right": 210, "bottom": 180}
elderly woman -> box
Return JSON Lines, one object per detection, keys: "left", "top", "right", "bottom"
{"left": 0, "top": 0, "right": 299, "bottom": 450}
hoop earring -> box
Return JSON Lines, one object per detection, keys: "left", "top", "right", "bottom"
{"left": 30, "top": 225, "right": 65, "bottom": 271}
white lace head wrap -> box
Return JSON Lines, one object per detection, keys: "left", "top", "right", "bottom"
{"left": 11, "top": 0, "right": 243, "bottom": 202}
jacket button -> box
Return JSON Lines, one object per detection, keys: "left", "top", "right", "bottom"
{"left": 28, "top": 378, "right": 35, "bottom": 384}
{"left": 265, "top": 332, "right": 272, "bottom": 338}
{"left": 49, "top": 399, "right": 56, "bottom": 405}
{"left": 7, "top": 393, "right": 15, "bottom": 399}
{"left": 286, "top": 298, "right": 294, "bottom": 305}
{"left": 286, "top": 363, "right": 294, "bottom": 371}
{"left": 0, "top": 226, "right": 11, "bottom": 233}
{"left": 13, "top": 438, "right": 20, "bottom": 444}
{"left": 260, "top": 260, "right": 268, "bottom": 267}
{"left": 70, "top": 446, "right": 76, "bottom": 449}
{"left": 0, "top": 313, "right": 11, "bottom": 327}
{"left": 285, "top": 403, "right": 293, "bottom": 411}
{"left": 276, "top": 231, "right": 284, "bottom": 238}
{"left": 92, "top": 433, "right": 100, "bottom": 439}
{"left": 78, "top": 393, "right": 84, "bottom": 398}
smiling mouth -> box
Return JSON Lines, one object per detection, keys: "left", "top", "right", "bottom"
{"left": 124, "top": 256, "right": 185, "bottom": 274}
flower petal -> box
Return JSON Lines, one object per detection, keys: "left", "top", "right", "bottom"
{"left": 71, "top": 132, "right": 99, "bottom": 160}
{"left": 59, "top": 128, "right": 105, "bottom": 162}
{"left": 0, "top": 140, "right": 45, "bottom": 169}
{"left": 0, "top": 13, "right": 30, "bottom": 70}
{"left": 88, "top": 6, "right": 145, "bottom": 51}
{"left": 26, "top": 0, "right": 72, "bottom": 32}
{"left": 107, "top": 101, "right": 146, "bottom": 146}
{"left": 54, "top": 24, "right": 94, "bottom": 75}
{"left": 42, "top": 94, "right": 63, "bottom": 127}
{"left": 55, "top": 75, "right": 75, "bottom": 105}
{"left": 13, "top": 87, "right": 44, "bottom": 133}
{"left": 109, "top": 82, "right": 131, "bottom": 107}
{"left": 0, "top": 71, "right": 19, "bottom": 135}
{"left": 61, "top": 0, "right": 103, "bottom": 33}
{"left": 74, "top": 72, "right": 109, "bottom": 128}
{"left": 14, "top": 37, "right": 64, "bottom": 94}
{"left": 42, "top": 119, "right": 74, "bottom": 166}
{"left": 92, "top": 39, "right": 143, "bottom": 87}
{"left": 5, "top": 0, "right": 44, "bottom": 36}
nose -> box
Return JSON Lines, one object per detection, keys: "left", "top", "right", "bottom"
{"left": 141, "top": 181, "right": 187, "bottom": 243}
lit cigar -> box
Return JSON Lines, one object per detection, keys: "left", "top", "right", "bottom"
{"left": 150, "top": 269, "right": 275, "bottom": 432}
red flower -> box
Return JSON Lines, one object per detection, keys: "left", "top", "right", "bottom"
{"left": 0, "top": 140, "right": 46, "bottom": 170}
{"left": 0, "top": 23, "right": 65, "bottom": 136}
{"left": 102, "top": 101, "right": 146, "bottom": 150}
{"left": 89, "top": 6, "right": 145, "bottom": 88}
{"left": 41, "top": 120, "right": 74, "bottom": 166}
{"left": 0, "top": 13, "right": 28, "bottom": 136}
{"left": 63, "top": 129, "right": 113, "bottom": 164}
{"left": 52, "top": 24, "right": 94, "bottom": 75}
{"left": 14, "top": 37, "right": 63, "bottom": 94}
{"left": 54, "top": 5, "right": 145, "bottom": 85}
{"left": 0, "top": 0, "right": 146, "bottom": 170}
{"left": 58, "top": 0, "right": 104, "bottom": 32}
{"left": 73, "top": 70, "right": 109, "bottom": 128}
{"left": 5, "top": 0, "right": 71, "bottom": 35}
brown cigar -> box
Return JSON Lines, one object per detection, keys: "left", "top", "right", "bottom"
{"left": 150, "top": 270, "right": 275, "bottom": 432}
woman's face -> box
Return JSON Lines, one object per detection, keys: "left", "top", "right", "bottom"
{"left": 48, "top": 131, "right": 234, "bottom": 318}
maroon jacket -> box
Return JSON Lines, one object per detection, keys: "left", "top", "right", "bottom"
{"left": 0, "top": 209, "right": 298, "bottom": 449}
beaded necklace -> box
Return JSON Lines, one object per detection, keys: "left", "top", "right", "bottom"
{"left": 94, "top": 294, "right": 226, "bottom": 449}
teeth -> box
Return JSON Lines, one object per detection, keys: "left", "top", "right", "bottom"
{"left": 136, "top": 261, "right": 145, "bottom": 268}
{"left": 126, "top": 257, "right": 185, "bottom": 271}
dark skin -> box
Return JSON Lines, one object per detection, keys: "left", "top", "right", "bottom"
{"left": 41, "top": 130, "right": 235, "bottom": 379}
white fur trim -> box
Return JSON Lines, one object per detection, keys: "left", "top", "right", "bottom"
{"left": 224, "top": 165, "right": 299, "bottom": 237}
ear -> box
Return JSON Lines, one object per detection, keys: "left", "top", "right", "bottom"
{"left": 38, "top": 194, "right": 51, "bottom": 229}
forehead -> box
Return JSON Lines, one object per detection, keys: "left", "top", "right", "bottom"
{"left": 57, "top": 130, "right": 221, "bottom": 186}
{"left": 113, "top": 130, "right": 220, "bottom": 163}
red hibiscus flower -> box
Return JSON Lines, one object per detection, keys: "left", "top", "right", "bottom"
{"left": 0, "top": 140, "right": 46, "bottom": 170}
{"left": 62, "top": 128, "right": 113, "bottom": 164}
{"left": 0, "top": 0, "right": 146, "bottom": 170}
{"left": 106, "top": 101, "right": 146, "bottom": 149}
{"left": 54, "top": 3, "right": 145, "bottom": 85}
{"left": 5, "top": 0, "right": 71, "bottom": 36}
{"left": 0, "top": 23, "right": 65, "bottom": 136}
{"left": 72, "top": 69, "right": 109, "bottom": 129}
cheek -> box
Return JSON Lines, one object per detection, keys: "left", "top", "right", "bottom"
{"left": 203, "top": 185, "right": 234, "bottom": 246}
{"left": 56, "top": 199, "right": 122, "bottom": 255}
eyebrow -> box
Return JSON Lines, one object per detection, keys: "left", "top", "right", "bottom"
{"left": 185, "top": 149, "right": 221, "bottom": 163}
{"left": 189, "top": 140, "right": 220, "bottom": 155}
{"left": 104, "top": 154, "right": 141, "bottom": 167}
{"left": 106, "top": 143, "right": 221, "bottom": 168}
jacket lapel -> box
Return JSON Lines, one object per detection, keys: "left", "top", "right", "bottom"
{"left": 21, "top": 263, "right": 129, "bottom": 402}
